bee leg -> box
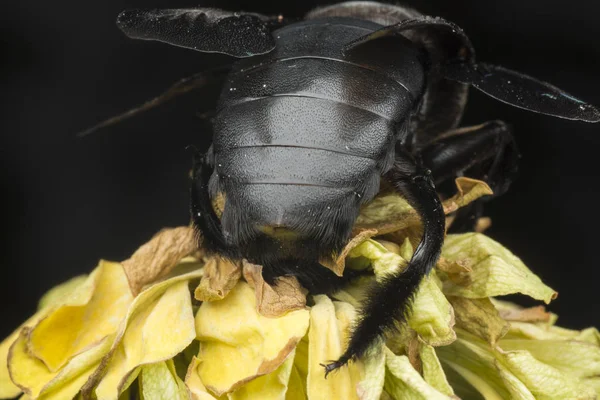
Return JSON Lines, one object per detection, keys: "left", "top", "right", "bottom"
{"left": 416, "top": 120, "right": 519, "bottom": 231}
{"left": 323, "top": 150, "right": 445, "bottom": 376}
{"left": 190, "top": 151, "right": 239, "bottom": 258}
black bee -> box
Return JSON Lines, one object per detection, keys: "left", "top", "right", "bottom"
{"left": 83, "top": 1, "right": 599, "bottom": 375}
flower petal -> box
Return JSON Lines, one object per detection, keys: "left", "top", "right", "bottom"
{"left": 139, "top": 360, "right": 190, "bottom": 400}
{"left": 441, "top": 233, "right": 557, "bottom": 303}
{"left": 194, "top": 257, "right": 242, "bottom": 302}
{"left": 408, "top": 272, "right": 456, "bottom": 347}
{"left": 37, "top": 276, "right": 88, "bottom": 310}
{"left": 242, "top": 262, "right": 307, "bottom": 318}
{"left": 356, "top": 347, "right": 385, "bottom": 400}
{"left": 383, "top": 348, "right": 451, "bottom": 399}
{"left": 498, "top": 349, "right": 597, "bottom": 399}
{"left": 228, "top": 349, "right": 295, "bottom": 400}
{"left": 195, "top": 281, "right": 309, "bottom": 396}
{"left": 306, "top": 296, "right": 364, "bottom": 400}
{"left": 353, "top": 178, "right": 491, "bottom": 236}
{"left": 7, "top": 329, "right": 111, "bottom": 399}
{"left": 419, "top": 342, "right": 454, "bottom": 397}
{"left": 94, "top": 277, "right": 198, "bottom": 399}
{"left": 122, "top": 226, "right": 199, "bottom": 295}
{"left": 448, "top": 296, "right": 509, "bottom": 346}
{"left": 184, "top": 357, "right": 218, "bottom": 400}
{"left": 498, "top": 339, "right": 600, "bottom": 381}
{"left": 28, "top": 261, "right": 134, "bottom": 372}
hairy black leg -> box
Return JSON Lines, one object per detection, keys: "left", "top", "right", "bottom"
{"left": 190, "top": 152, "right": 239, "bottom": 258}
{"left": 323, "top": 151, "right": 445, "bottom": 376}
{"left": 416, "top": 120, "right": 519, "bottom": 231}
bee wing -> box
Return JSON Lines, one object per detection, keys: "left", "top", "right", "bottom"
{"left": 445, "top": 62, "right": 600, "bottom": 122}
{"left": 116, "top": 8, "right": 278, "bottom": 57}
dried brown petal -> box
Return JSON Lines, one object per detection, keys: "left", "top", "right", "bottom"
{"left": 122, "top": 226, "right": 199, "bottom": 295}
{"left": 194, "top": 258, "right": 242, "bottom": 302}
{"left": 498, "top": 305, "right": 552, "bottom": 323}
{"left": 242, "top": 262, "right": 308, "bottom": 318}
{"left": 436, "top": 258, "right": 473, "bottom": 287}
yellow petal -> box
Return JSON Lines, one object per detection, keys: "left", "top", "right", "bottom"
{"left": 242, "top": 262, "right": 307, "bottom": 318}
{"left": 419, "top": 342, "right": 454, "bottom": 397}
{"left": 448, "top": 296, "right": 509, "bottom": 346}
{"left": 228, "top": 349, "right": 295, "bottom": 400}
{"left": 383, "top": 348, "right": 450, "bottom": 399}
{"left": 441, "top": 233, "right": 557, "bottom": 303}
{"left": 185, "top": 357, "right": 218, "bottom": 400}
{"left": 122, "top": 226, "right": 199, "bottom": 295}
{"left": 408, "top": 272, "right": 456, "bottom": 347}
{"left": 139, "top": 360, "right": 190, "bottom": 400}
{"left": 1, "top": 273, "right": 92, "bottom": 399}
{"left": 37, "top": 275, "right": 87, "bottom": 310}
{"left": 194, "top": 258, "right": 242, "bottom": 302}
{"left": 347, "top": 239, "right": 406, "bottom": 278}
{"left": 306, "top": 296, "right": 364, "bottom": 400}
{"left": 285, "top": 365, "right": 306, "bottom": 400}
{"left": 95, "top": 276, "right": 198, "bottom": 400}
{"left": 29, "top": 260, "right": 134, "bottom": 372}
{"left": 195, "top": 281, "right": 309, "bottom": 396}
{"left": 8, "top": 329, "right": 111, "bottom": 399}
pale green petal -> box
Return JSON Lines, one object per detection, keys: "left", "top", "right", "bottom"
{"left": 498, "top": 340, "right": 600, "bottom": 380}
{"left": 356, "top": 346, "right": 385, "bottom": 400}
{"left": 493, "top": 361, "right": 535, "bottom": 400}
{"left": 441, "top": 233, "right": 557, "bottom": 303}
{"left": 383, "top": 348, "right": 450, "bottom": 400}
{"left": 419, "top": 342, "right": 454, "bottom": 397}
{"left": 499, "top": 349, "right": 596, "bottom": 399}
{"left": 37, "top": 275, "right": 88, "bottom": 310}
{"left": 436, "top": 335, "right": 511, "bottom": 399}
{"left": 140, "top": 360, "right": 190, "bottom": 400}
{"left": 408, "top": 272, "right": 456, "bottom": 347}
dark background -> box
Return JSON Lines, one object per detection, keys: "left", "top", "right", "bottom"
{"left": 1, "top": 0, "right": 599, "bottom": 339}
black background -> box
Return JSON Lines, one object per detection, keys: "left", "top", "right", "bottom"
{"left": 2, "top": 0, "right": 599, "bottom": 339}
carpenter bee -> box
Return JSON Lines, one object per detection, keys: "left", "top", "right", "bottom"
{"left": 83, "top": 1, "right": 599, "bottom": 375}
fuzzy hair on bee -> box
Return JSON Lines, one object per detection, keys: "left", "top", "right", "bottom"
{"left": 82, "top": 1, "right": 600, "bottom": 375}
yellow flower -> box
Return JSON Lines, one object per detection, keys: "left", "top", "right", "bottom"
{"left": 1, "top": 178, "right": 598, "bottom": 399}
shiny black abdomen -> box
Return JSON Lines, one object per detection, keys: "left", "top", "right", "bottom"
{"left": 211, "top": 17, "right": 425, "bottom": 237}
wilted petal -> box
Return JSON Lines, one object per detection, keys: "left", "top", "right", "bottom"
{"left": 28, "top": 261, "right": 134, "bottom": 372}
{"left": 320, "top": 230, "right": 378, "bottom": 276}
{"left": 122, "top": 226, "right": 199, "bottom": 295}
{"left": 448, "top": 297, "right": 509, "bottom": 346}
{"left": 95, "top": 277, "right": 198, "bottom": 399}
{"left": 139, "top": 360, "right": 190, "bottom": 400}
{"left": 242, "top": 262, "right": 307, "bottom": 318}
{"left": 195, "top": 257, "right": 242, "bottom": 302}
{"left": 383, "top": 348, "right": 451, "bottom": 399}
{"left": 194, "top": 282, "right": 309, "bottom": 396}
{"left": 307, "top": 296, "right": 364, "bottom": 400}
{"left": 353, "top": 178, "right": 491, "bottom": 236}
{"left": 441, "top": 233, "right": 557, "bottom": 303}
{"left": 37, "top": 276, "right": 87, "bottom": 310}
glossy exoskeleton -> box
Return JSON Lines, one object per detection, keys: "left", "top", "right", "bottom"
{"left": 84, "top": 1, "right": 600, "bottom": 375}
